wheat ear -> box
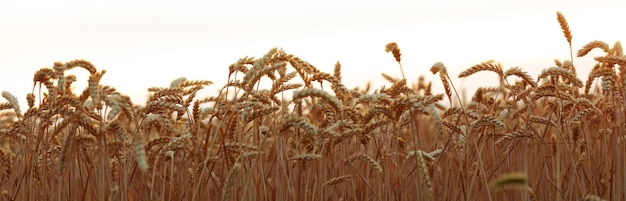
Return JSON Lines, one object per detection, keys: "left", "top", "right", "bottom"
{"left": 323, "top": 175, "right": 351, "bottom": 186}
{"left": 490, "top": 172, "right": 528, "bottom": 188}
{"left": 557, "top": 11, "right": 576, "bottom": 76}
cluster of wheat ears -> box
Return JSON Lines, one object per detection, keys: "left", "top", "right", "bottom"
{"left": 0, "top": 11, "right": 624, "bottom": 201}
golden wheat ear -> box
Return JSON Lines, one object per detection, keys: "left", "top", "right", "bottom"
{"left": 385, "top": 42, "right": 406, "bottom": 80}
{"left": 557, "top": 11, "right": 577, "bottom": 76}
{"left": 556, "top": 11, "right": 572, "bottom": 45}
{"left": 430, "top": 62, "right": 452, "bottom": 103}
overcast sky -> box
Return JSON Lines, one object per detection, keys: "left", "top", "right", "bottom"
{"left": 1, "top": 1, "right": 625, "bottom": 106}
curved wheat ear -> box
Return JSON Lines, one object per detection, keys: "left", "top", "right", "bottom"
{"left": 65, "top": 59, "right": 97, "bottom": 74}
{"left": 505, "top": 67, "right": 536, "bottom": 87}
{"left": 292, "top": 88, "right": 342, "bottom": 113}
{"left": 323, "top": 175, "right": 351, "bottom": 186}
{"left": 309, "top": 72, "right": 350, "bottom": 100}
{"left": 537, "top": 67, "right": 583, "bottom": 87}
{"left": 577, "top": 40, "right": 610, "bottom": 57}
{"left": 595, "top": 55, "right": 626, "bottom": 66}
{"left": 556, "top": 12, "right": 572, "bottom": 44}
{"left": 381, "top": 73, "right": 400, "bottom": 83}
{"left": 490, "top": 172, "right": 527, "bottom": 188}
{"left": 244, "top": 61, "right": 287, "bottom": 92}
{"left": 496, "top": 130, "right": 533, "bottom": 144}
{"left": 363, "top": 106, "right": 393, "bottom": 122}
{"left": 471, "top": 115, "right": 506, "bottom": 131}
{"left": 585, "top": 68, "right": 617, "bottom": 94}
{"left": 431, "top": 62, "right": 452, "bottom": 102}
{"left": 529, "top": 115, "right": 555, "bottom": 126}
{"left": 459, "top": 60, "right": 504, "bottom": 79}
{"left": 385, "top": 42, "right": 402, "bottom": 63}
{"left": 571, "top": 108, "right": 599, "bottom": 122}
{"left": 345, "top": 153, "right": 382, "bottom": 172}
{"left": 245, "top": 106, "right": 280, "bottom": 123}
{"left": 280, "top": 114, "right": 318, "bottom": 135}
{"left": 229, "top": 56, "right": 254, "bottom": 75}
{"left": 385, "top": 42, "right": 406, "bottom": 79}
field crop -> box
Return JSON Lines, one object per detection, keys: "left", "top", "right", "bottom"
{"left": 0, "top": 11, "right": 624, "bottom": 201}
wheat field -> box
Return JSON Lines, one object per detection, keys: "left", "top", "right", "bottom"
{"left": 0, "top": 11, "right": 624, "bottom": 201}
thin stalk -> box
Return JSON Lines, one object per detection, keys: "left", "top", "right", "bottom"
{"left": 350, "top": 164, "right": 382, "bottom": 201}
{"left": 444, "top": 74, "right": 492, "bottom": 201}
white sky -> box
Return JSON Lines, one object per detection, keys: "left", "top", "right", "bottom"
{"left": 1, "top": 1, "right": 625, "bottom": 106}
